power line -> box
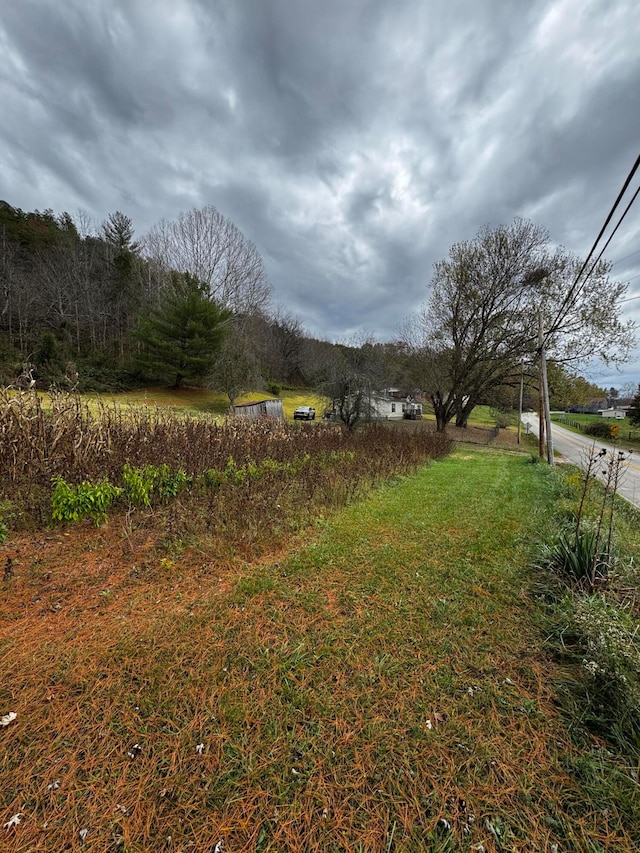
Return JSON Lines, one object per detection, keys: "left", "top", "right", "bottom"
{"left": 582, "top": 182, "right": 640, "bottom": 279}
{"left": 612, "top": 247, "right": 640, "bottom": 267}
{"left": 575, "top": 153, "right": 640, "bottom": 285}
{"left": 545, "top": 152, "right": 640, "bottom": 341}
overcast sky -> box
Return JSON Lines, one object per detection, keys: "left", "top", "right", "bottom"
{"left": 1, "top": 0, "right": 639, "bottom": 388}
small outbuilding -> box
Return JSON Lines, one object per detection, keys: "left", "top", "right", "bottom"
{"left": 235, "top": 399, "right": 284, "bottom": 420}
{"left": 598, "top": 406, "right": 629, "bottom": 420}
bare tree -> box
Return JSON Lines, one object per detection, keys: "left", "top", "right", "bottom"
{"left": 144, "top": 206, "right": 271, "bottom": 315}
{"left": 208, "top": 320, "right": 262, "bottom": 412}
{"left": 414, "top": 218, "right": 636, "bottom": 431}
{"left": 312, "top": 338, "right": 385, "bottom": 431}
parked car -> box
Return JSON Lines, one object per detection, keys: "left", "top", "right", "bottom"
{"left": 293, "top": 405, "right": 316, "bottom": 420}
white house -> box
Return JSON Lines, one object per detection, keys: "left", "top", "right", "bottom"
{"left": 598, "top": 406, "right": 629, "bottom": 420}
{"left": 331, "top": 393, "right": 422, "bottom": 421}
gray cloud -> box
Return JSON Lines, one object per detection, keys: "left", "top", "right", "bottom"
{"left": 1, "top": 0, "right": 638, "bottom": 382}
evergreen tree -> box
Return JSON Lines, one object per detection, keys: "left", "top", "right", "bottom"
{"left": 133, "top": 272, "right": 231, "bottom": 388}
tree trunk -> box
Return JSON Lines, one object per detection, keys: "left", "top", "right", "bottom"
{"left": 431, "top": 391, "right": 450, "bottom": 432}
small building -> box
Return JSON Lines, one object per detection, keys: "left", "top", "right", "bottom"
{"left": 328, "top": 393, "right": 422, "bottom": 421}
{"left": 235, "top": 399, "right": 284, "bottom": 420}
{"left": 598, "top": 406, "right": 629, "bottom": 420}
{"left": 369, "top": 393, "right": 423, "bottom": 420}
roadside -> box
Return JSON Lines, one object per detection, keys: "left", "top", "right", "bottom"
{"left": 523, "top": 411, "right": 640, "bottom": 508}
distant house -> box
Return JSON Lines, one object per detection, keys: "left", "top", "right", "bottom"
{"left": 598, "top": 406, "right": 630, "bottom": 420}
{"left": 331, "top": 392, "right": 423, "bottom": 421}
{"left": 369, "top": 394, "right": 405, "bottom": 419}
{"left": 566, "top": 398, "right": 608, "bottom": 414}
{"left": 235, "top": 399, "right": 284, "bottom": 420}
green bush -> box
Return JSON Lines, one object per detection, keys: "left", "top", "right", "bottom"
{"left": 583, "top": 421, "right": 616, "bottom": 439}
{"left": 121, "top": 463, "right": 157, "bottom": 507}
{"left": 122, "top": 463, "right": 190, "bottom": 506}
{"left": 266, "top": 382, "right": 282, "bottom": 396}
{"left": 51, "top": 477, "right": 122, "bottom": 526}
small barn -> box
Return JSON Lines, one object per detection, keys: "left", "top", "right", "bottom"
{"left": 235, "top": 399, "right": 284, "bottom": 420}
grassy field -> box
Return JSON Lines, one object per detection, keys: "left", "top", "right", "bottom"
{"left": 88, "top": 387, "right": 331, "bottom": 420}
{"left": 551, "top": 412, "right": 640, "bottom": 448}
{"left": 90, "top": 390, "right": 511, "bottom": 431}
{"left": 2, "top": 446, "right": 638, "bottom": 851}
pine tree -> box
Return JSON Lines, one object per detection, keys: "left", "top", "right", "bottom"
{"left": 133, "top": 272, "right": 231, "bottom": 388}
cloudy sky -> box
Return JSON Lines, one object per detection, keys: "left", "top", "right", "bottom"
{"left": 1, "top": 0, "right": 639, "bottom": 388}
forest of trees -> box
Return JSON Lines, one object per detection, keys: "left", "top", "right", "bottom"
{"left": 0, "top": 200, "right": 312, "bottom": 392}
{"left": 2, "top": 200, "right": 630, "bottom": 428}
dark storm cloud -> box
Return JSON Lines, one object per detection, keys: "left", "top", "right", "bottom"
{"left": 1, "top": 0, "right": 639, "bottom": 379}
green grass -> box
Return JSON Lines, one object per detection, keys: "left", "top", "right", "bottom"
{"left": 3, "top": 447, "right": 638, "bottom": 850}
{"left": 552, "top": 412, "right": 640, "bottom": 447}
{"left": 89, "top": 386, "right": 330, "bottom": 420}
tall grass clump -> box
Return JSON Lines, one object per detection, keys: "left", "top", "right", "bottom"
{"left": 538, "top": 443, "right": 640, "bottom": 760}
{"left": 539, "top": 444, "right": 632, "bottom": 591}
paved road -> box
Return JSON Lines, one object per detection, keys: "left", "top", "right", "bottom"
{"left": 522, "top": 413, "right": 640, "bottom": 509}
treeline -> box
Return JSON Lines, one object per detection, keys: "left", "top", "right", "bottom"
{"left": 0, "top": 200, "right": 417, "bottom": 400}
{"left": 0, "top": 201, "right": 314, "bottom": 392}
{"left": 0, "top": 201, "right": 623, "bottom": 427}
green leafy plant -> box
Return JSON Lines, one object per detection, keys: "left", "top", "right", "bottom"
{"left": 51, "top": 476, "right": 121, "bottom": 526}
{"left": 541, "top": 529, "right": 607, "bottom": 589}
{"left": 121, "top": 463, "right": 157, "bottom": 507}
{"left": 0, "top": 516, "right": 7, "bottom": 544}
{"left": 154, "top": 464, "right": 191, "bottom": 499}
{"left": 121, "top": 463, "right": 190, "bottom": 506}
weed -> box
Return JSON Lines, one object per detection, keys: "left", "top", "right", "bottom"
{"left": 51, "top": 476, "right": 121, "bottom": 526}
{"left": 540, "top": 529, "right": 608, "bottom": 589}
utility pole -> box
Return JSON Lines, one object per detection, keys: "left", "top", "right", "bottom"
{"left": 517, "top": 361, "right": 524, "bottom": 444}
{"left": 538, "top": 309, "right": 554, "bottom": 465}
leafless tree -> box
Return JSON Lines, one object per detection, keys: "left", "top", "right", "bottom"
{"left": 208, "top": 321, "right": 263, "bottom": 412}
{"left": 312, "top": 337, "right": 386, "bottom": 431}
{"left": 413, "top": 218, "right": 636, "bottom": 431}
{"left": 143, "top": 205, "right": 271, "bottom": 315}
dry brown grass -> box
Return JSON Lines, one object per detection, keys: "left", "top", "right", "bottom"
{"left": 2, "top": 448, "right": 638, "bottom": 851}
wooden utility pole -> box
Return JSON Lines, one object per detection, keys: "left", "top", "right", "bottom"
{"left": 517, "top": 362, "right": 524, "bottom": 444}
{"left": 538, "top": 310, "right": 554, "bottom": 465}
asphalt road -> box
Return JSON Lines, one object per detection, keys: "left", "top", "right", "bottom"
{"left": 522, "top": 412, "right": 640, "bottom": 509}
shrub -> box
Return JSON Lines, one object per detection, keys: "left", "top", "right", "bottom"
{"left": 539, "top": 529, "right": 608, "bottom": 589}
{"left": 121, "top": 463, "right": 190, "bottom": 507}
{"left": 583, "top": 421, "right": 617, "bottom": 439}
{"left": 121, "top": 463, "right": 157, "bottom": 507}
{"left": 51, "top": 477, "right": 122, "bottom": 526}
{"left": 573, "top": 593, "right": 640, "bottom": 729}
{"left": 266, "top": 382, "right": 282, "bottom": 396}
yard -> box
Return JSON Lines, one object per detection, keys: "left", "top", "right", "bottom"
{"left": 1, "top": 392, "right": 639, "bottom": 850}
{"left": 551, "top": 411, "right": 640, "bottom": 449}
